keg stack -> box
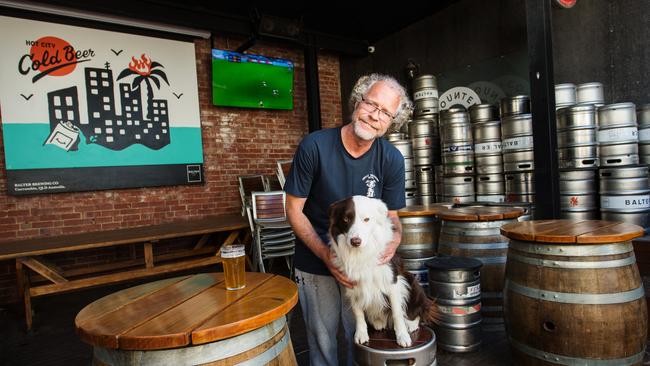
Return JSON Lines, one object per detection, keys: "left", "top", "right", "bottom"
{"left": 386, "top": 134, "right": 417, "bottom": 206}
{"left": 500, "top": 96, "right": 535, "bottom": 214}
{"left": 555, "top": 85, "right": 600, "bottom": 219}
{"left": 470, "top": 104, "right": 505, "bottom": 203}
{"left": 440, "top": 107, "right": 475, "bottom": 203}
{"left": 410, "top": 74, "right": 441, "bottom": 205}
{"left": 598, "top": 102, "right": 649, "bottom": 229}
{"left": 638, "top": 104, "right": 650, "bottom": 166}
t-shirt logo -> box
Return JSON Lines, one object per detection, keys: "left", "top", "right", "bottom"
{"left": 362, "top": 174, "right": 379, "bottom": 198}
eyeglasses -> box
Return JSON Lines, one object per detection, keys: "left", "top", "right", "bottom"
{"left": 359, "top": 97, "right": 395, "bottom": 123}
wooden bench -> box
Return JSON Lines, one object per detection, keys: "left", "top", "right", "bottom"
{"left": 0, "top": 214, "right": 250, "bottom": 330}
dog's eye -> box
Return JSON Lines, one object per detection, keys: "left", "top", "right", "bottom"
{"left": 343, "top": 217, "right": 349, "bottom": 223}
{"left": 363, "top": 217, "right": 369, "bottom": 222}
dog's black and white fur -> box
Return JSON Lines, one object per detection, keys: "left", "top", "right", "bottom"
{"left": 328, "top": 195, "right": 437, "bottom": 347}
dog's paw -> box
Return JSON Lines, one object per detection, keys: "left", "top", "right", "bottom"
{"left": 354, "top": 329, "right": 370, "bottom": 345}
{"left": 396, "top": 331, "right": 412, "bottom": 347}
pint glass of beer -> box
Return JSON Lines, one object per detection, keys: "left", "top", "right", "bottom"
{"left": 221, "top": 244, "right": 246, "bottom": 290}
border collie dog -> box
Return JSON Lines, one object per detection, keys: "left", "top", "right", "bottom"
{"left": 328, "top": 195, "right": 437, "bottom": 347}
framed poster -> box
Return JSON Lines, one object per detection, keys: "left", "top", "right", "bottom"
{"left": 0, "top": 15, "right": 203, "bottom": 195}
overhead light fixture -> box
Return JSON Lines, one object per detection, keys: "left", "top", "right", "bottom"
{"left": 0, "top": 0, "right": 211, "bottom": 39}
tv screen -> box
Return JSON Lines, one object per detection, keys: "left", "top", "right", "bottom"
{"left": 211, "top": 49, "right": 294, "bottom": 110}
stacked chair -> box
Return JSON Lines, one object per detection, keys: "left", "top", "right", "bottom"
{"left": 276, "top": 159, "right": 293, "bottom": 188}
{"left": 238, "top": 174, "right": 268, "bottom": 216}
{"left": 248, "top": 191, "right": 296, "bottom": 276}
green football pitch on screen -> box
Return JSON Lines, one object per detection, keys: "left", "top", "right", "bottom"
{"left": 212, "top": 54, "right": 294, "bottom": 110}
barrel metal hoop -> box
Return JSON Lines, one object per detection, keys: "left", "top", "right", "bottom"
{"left": 442, "top": 220, "right": 514, "bottom": 229}
{"left": 509, "top": 337, "right": 645, "bottom": 366}
{"left": 475, "top": 256, "right": 507, "bottom": 265}
{"left": 93, "top": 318, "right": 286, "bottom": 365}
{"left": 438, "top": 241, "right": 509, "bottom": 250}
{"left": 401, "top": 217, "right": 436, "bottom": 224}
{"left": 441, "top": 228, "right": 504, "bottom": 237}
{"left": 505, "top": 280, "right": 645, "bottom": 304}
{"left": 509, "top": 241, "right": 633, "bottom": 256}
{"left": 397, "top": 243, "right": 436, "bottom": 251}
{"left": 508, "top": 252, "right": 637, "bottom": 269}
{"left": 404, "top": 227, "right": 437, "bottom": 233}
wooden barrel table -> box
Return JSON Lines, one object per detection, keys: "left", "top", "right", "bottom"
{"left": 501, "top": 220, "right": 648, "bottom": 365}
{"left": 398, "top": 204, "right": 451, "bottom": 291}
{"left": 436, "top": 206, "right": 524, "bottom": 331}
{"left": 75, "top": 272, "right": 298, "bottom": 366}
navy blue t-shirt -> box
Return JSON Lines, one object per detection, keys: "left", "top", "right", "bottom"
{"left": 284, "top": 126, "right": 406, "bottom": 275}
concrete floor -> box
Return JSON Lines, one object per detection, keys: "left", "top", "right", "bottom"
{"left": 0, "top": 266, "right": 647, "bottom": 366}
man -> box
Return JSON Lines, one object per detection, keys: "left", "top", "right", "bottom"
{"left": 285, "top": 73, "right": 412, "bottom": 366}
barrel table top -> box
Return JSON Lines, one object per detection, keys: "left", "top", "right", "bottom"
{"left": 500, "top": 220, "right": 645, "bottom": 244}
{"left": 75, "top": 272, "right": 298, "bottom": 351}
{"left": 437, "top": 206, "right": 524, "bottom": 221}
{"left": 398, "top": 204, "right": 451, "bottom": 217}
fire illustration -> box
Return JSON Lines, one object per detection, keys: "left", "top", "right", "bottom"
{"left": 128, "top": 54, "right": 152, "bottom": 76}
{"left": 117, "top": 53, "right": 169, "bottom": 120}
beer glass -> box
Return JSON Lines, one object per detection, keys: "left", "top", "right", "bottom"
{"left": 221, "top": 244, "right": 246, "bottom": 290}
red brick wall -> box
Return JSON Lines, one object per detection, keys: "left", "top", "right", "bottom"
{"left": 0, "top": 36, "right": 342, "bottom": 304}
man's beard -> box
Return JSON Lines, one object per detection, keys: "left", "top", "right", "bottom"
{"left": 353, "top": 119, "right": 381, "bottom": 141}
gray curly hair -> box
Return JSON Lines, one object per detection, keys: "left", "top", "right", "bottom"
{"left": 348, "top": 73, "right": 413, "bottom": 130}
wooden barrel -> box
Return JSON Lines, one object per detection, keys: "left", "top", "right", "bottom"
{"left": 397, "top": 204, "right": 449, "bottom": 259}
{"left": 437, "top": 206, "right": 523, "bottom": 331}
{"left": 501, "top": 220, "right": 648, "bottom": 365}
{"left": 92, "top": 318, "right": 295, "bottom": 366}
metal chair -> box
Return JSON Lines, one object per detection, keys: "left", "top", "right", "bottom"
{"left": 238, "top": 174, "right": 268, "bottom": 216}
{"left": 276, "top": 159, "right": 293, "bottom": 188}
{"left": 250, "top": 191, "right": 295, "bottom": 277}
{"left": 265, "top": 174, "right": 283, "bottom": 191}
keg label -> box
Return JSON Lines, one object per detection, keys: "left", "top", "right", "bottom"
{"left": 475, "top": 142, "right": 502, "bottom": 154}
{"left": 414, "top": 89, "right": 439, "bottom": 100}
{"left": 438, "top": 303, "right": 481, "bottom": 315}
{"left": 601, "top": 194, "right": 650, "bottom": 209}
{"left": 503, "top": 136, "right": 534, "bottom": 150}
{"left": 454, "top": 284, "right": 481, "bottom": 298}
{"left": 443, "top": 144, "right": 473, "bottom": 153}
{"left": 598, "top": 127, "right": 638, "bottom": 143}
{"left": 639, "top": 128, "right": 650, "bottom": 143}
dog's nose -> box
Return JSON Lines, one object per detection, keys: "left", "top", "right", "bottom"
{"left": 350, "top": 237, "right": 362, "bottom": 247}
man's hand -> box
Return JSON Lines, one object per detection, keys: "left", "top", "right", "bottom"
{"left": 319, "top": 246, "right": 356, "bottom": 288}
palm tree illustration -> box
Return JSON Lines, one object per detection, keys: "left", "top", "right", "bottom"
{"left": 117, "top": 54, "right": 169, "bottom": 120}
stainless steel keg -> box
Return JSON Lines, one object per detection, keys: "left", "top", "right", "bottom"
{"left": 435, "top": 165, "right": 444, "bottom": 202}
{"left": 473, "top": 121, "right": 503, "bottom": 174}
{"left": 385, "top": 132, "right": 405, "bottom": 142}
{"left": 556, "top": 105, "right": 599, "bottom": 169}
{"left": 426, "top": 256, "right": 483, "bottom": 353}
{"left": 405, "top": 190, "right": 417, "bottom": 206}
{"left": 555, "top": 83, "right": 576, "bottom": 109}
{"left": 505, "top": 172, "right": 535, "bottom": 203}
{"left": 354, "top": 326, "right": 437, "bottom": 366}
{"left": 576, "top": 82, "right": 604, "bottom": 104}
{"left": 413, "top": 74, "right": 439, "bottom": 116}
{"left": 441, "top": 108, "right": 473, "bottom": 175}
{"left": 475, "top": 174, "right": 505, "bottom": 203}
{"left": 391, "top": 140, "right": 412, "bottom": 159}
{"left": 637, "top": 104, "right": 650, "bottom": 165}
{"left": 599, "top": 165, "right": 650, "bottom": 229}
{"left": 559, "top": 170, "right": 599, "bottom": 219}
{"left": 501, "top": 114, "right": 534, "bottom": 172}
{"left": 442, "top": 176, "right": 475, "bottom": 203}
{"left": 499, "top": 95, "right": 530, "bottom": 117}
{"left": 469, "top": 104, "right": 499, "bottom": 123}
{"left": 598, "top": 103, "right": 639, "bottom": 167}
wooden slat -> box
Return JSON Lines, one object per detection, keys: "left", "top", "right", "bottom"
{"left": 193, "top": 234, "right": 211, "bottom": 250}
{"left": 75, "top": 276, "right": 190, "bottom": 327}
{"left": 16, "top": 260, "right": 33, "bottom": 330}
{"left": 500, "top": 220, "right": 574, "bottom": 241}
{"left": 437, "top": 206, "right": 524, "bottom": 221}
{"left": 535, "top": 220, "right": 619, "bottom": 243}
{"left": 398, "top": 204, "right": 450, "bottom": 217}
{"left": 144, "top": 242, "right": 154, "bottom": 269}
{"left": 30, "top": 256, "right": 222, "bottom": 297}
{"left": 576, "top": 222, "right": 644, "bottom": 243}
{"left": 118, "top": 273, "right": 274, "bottom": 350}
{"left": 20, "top": 256, "right": 68, "bottom": 284}
{"left": 0, "top": 215, "right": 247, "bottom": 260}
{"left": 76, "top": 273, "right": 223, "bottom": 349}
{"left": 192, "top": 275, "right": 298, "bottom": 344}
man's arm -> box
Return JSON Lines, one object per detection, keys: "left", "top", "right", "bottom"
{"left": 378, "top": 210, "right": 402, "bottom": 264}
{"left": 286, "top": 193, "right": 355, "bottom": 288}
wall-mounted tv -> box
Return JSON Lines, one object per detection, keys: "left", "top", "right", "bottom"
{"left": 211, "top": 49, "right": 294, "bottom": 110}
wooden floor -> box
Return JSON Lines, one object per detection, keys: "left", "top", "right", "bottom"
{"left": 1, "top": 266, "right": 648, "bottom": 366}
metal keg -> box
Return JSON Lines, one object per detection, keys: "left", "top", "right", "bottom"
{"left": 475, "top": 174, "right": 505, "bottom": 202}
{"left": 398, "top": 216, "right": 440, "bottom": 258}
{"left": 501, "top": 114, "right": 534, "bottom": 172}
{"left": 473, "top": 121, "right": 503, "bottom": 174}
{"left": 435, "top": 165, "right": 444, "bottom": 203}
{"left": 391, "top": 140, "right": 412, "bottom": 159}
{"left": 409, "top": 117, "right": 441, "bottom": 167}
{"left": 385, "top": 132, "right": 405, "bottom": 142}
{"left": 405, "top": 190, "right": 417, "bottom": 206}
{"left": 442, "top": 176, "right": 475, "bottom": 203}
{"left": 556, "top": 105, "right": 599, "bottom": 169}
{"left": 413, "top": 74, "right": 439, "bottom": 116}
{"left": 354, "top": 326, "right": 437, "bottom": 366}
{"left": 441, "top": 108, "right": 473, "bottom": 175}
{"left": 555, "top": 83, "right": 576, "bottom": 109}
{"left": 637, "top": 104, "right": 650, "bottom": 165}
{"left": 598, "top": 103, "right": 639, "bottom": 167}
{"left": 499, "top": 95, "right": 530, "bottom": 117}
{"left": 599, "top": 165, "right": 650, "bottom": 229}
{"left": 469, "top": 104, "right": 499, "bottom": 123}
{"left": 403, "top": 256, "right": 435, "bottom": 292}
{"left": 505, "top": 172, "right": 535, "bottom": 203}
{"left": 559, "top": 170, "right": 599, "bottom": 220}
{"left": 426, "top": 256, "right": 482, "bottom": 353}
{"left": 416, "top": 166, "right": 435, "bottom": 204}
{"left": 576, "top": 82, "right": 604, "bottom": 104}
{"left": 408, "top": 118, "right": 437, "bottom": 139}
